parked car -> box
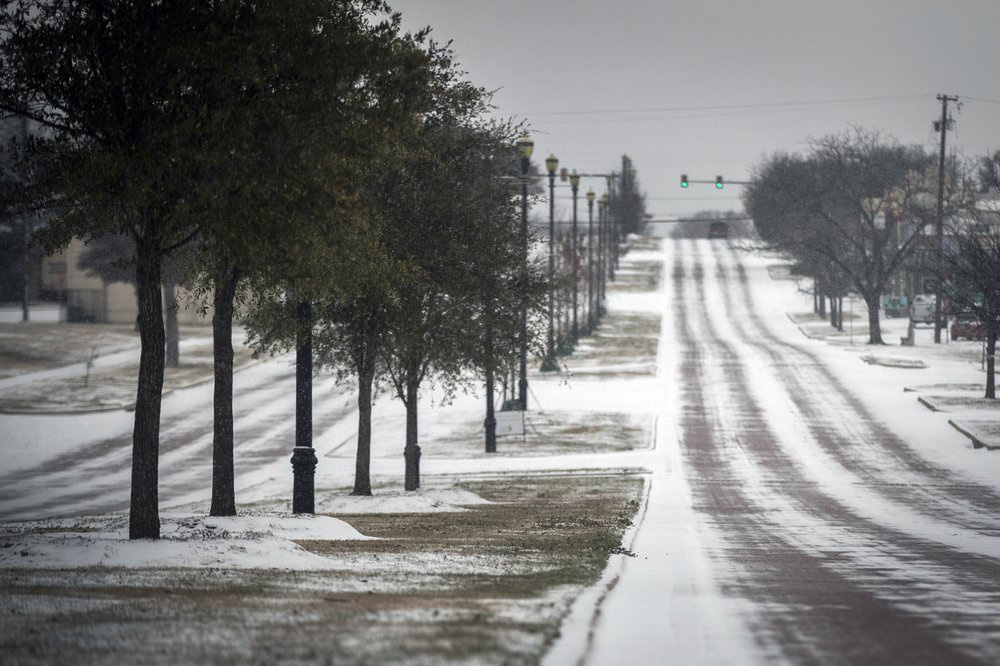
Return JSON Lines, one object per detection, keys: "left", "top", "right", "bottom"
{"left": 951, "top": 314, "right": 984, "bottom": 341}
{"left": 708, "top": 221, "right": 729, "bottom": 239}
{"left": 909, "top": 294, "right": 937, "bottom": 325}
{"left": 882, "top": 295, "right": 908, "bottom": 318}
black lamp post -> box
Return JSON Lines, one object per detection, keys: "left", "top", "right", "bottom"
{"left": 291, "top": 300, "right": 317, "bottom": 513}
{"left": 586, "top": 188, "right": 595, "bottom": 332}
{"left": 541, "top": 153, "right": 559, "bottom": 372}
{"left": 515, "top": 133, "right": 533, "bottom": 409}
{"left": 598, "top": 194, "right": 608, "bottom": 317}
{"left": 569, "top": 169, "right": 581, "bottom": 343}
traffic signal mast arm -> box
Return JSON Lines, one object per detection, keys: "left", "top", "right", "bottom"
{"left": 679, "top": 174, "right": 751, "bottom": 187}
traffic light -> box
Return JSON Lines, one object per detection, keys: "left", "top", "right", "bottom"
{"left": 680, "top": 174, "right": 688, "bottom": 188}
{"left": 715, "top": 175, "right": 724, "bottom": 189}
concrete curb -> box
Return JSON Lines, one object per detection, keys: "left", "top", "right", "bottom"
{"left": 948, "top": 419, "right": 1000, "bottom": 451}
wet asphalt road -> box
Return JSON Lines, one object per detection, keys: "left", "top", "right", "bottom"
{"left": 673, "top": 238, "right": 1000, "bottom": 664}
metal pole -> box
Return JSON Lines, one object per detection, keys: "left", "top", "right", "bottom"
{"left": 571, "top": 182, "right": 579, "bottom": 342}
{"left": 543, "top": 169, "right": 557, "bottom": 370}
{"left": 597, "top": 205, "right": 605, "bottom": 317}
{"left": 291, "top": 300, "right": 317, "bottom": 514}
{"left": 934, "top": 94, "right": 957, "bottom": 344}
{"left": 597, "top": 206, "right": 611, "bottom": 317}
{"left": 587, "top": 198, "right": 594, "bottom": 332}
{"left": 518, "top": 156, "right": 529, "bottom": 409}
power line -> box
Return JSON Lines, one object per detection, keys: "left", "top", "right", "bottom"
{"left": 517, "top": 94, "right": 931, "bottom": 117}
{"left": 963, "top": 96, "right": 1000, "bottom": 105}
{"left": 532, "top": 98, "right": 930, "bottom": 126}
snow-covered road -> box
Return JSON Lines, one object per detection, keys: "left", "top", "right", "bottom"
{"left": 573, "top": 238, "right": 1000, "bottom": 665}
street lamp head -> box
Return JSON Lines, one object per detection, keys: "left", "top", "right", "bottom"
{"left": 586, "top": 187, "right": 595, "bottom": 204}
{"left": 515, "top": 134, "right": 534, "bottom": 159}
{"left": 545, "top": 153, "right": 559, "bottom": 175}
{"left": 569, "top": 169, "right": 580, "bottom": 190}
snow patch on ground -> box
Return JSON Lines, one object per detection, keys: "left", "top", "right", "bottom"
{"left": 0, "top": 511, "right": 371, "bottom": 570}
{"left": 315, "top": 486, "right": 493, "bottom": 514}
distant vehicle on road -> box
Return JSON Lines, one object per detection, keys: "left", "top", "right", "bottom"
{"left": 910, "top": 294, "right": 937, "bottom": 325}
{"left": 951, "top": 314, "right": 984, "bottom": 341}
{"left": 708, "top": 222, "right": 729, "bottom": 239}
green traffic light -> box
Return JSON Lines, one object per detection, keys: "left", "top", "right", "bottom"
{"left": 680, "top": 174, "right": 688, "bottom": 188}
{"left": 715, "top": 176, "right": 723, "bottom": 189}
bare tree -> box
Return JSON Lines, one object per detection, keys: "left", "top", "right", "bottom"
{"left": 746, "top": 129, "right": 945, "bottom": 344}
{"left": 936, "top": 154, "right": 1000, "bottom": 398}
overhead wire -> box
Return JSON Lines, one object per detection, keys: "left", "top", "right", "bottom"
{"left": 529, "top": 97, "right": 932, "bottom": 126}
{"left": 515, "top": 94, "right": 932, "bottom": 118}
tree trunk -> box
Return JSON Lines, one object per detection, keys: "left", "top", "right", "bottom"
{"left": 485, "top": 307, "right": 497, "bottom": 453}
{"left": 403, "top": 364, "right": 421, "bottom": 491}
{"left": 818, "top": 293, "right": 826, "bottom": 317}
{"left": 353, "top": 323, "right": 377, "bottom": 496}
{"left": 210, "top": 265, "right": 240, "bottom": 517}
{"left": 986, "top": 327, "right": 997, "bottom": 400}
{"left": 21, "top": 216, "right": 30, "bottom": 323}
{"left": 485, "top": 367, "right": 496, "bottom": 453}
{"left": 837, "top": 297, "right": 844, "bottom": 332}
{"left": 829, "top": 295, "right": 837, "bottom": 328}
{"left": 865, "top": 292, "right": 884, "bottom": 344}
{"left": 164, "top": 277, "right": 179, "bottom": 368}
{"left": 129, "top": 238, "right": 165, "bottom": 540}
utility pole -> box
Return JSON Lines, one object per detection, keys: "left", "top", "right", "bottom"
{"left": 934, "top": 94, "right": 958, "bottom": 344}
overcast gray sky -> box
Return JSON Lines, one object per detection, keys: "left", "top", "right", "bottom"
{"left": 397, "top": 0, "right": 1000, "bottom": 219}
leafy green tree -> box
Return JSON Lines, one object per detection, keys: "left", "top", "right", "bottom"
{"left": 610, "top": 155, "right": 648, "bottom": 241}
{"left": 377, "top": 111, "right": 547, "bottom": 486}
{"left": 192, "top": 3, "right": 435, "bottom": 514}
{"left": 0, "top": 116, "right": 43, "bottom": 316}
{"left": 1, "top": 1, "right": 245, "bottom": 538}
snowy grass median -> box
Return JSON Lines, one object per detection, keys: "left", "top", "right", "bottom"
{"left": 0, "top": 474, "right": 643, "bottom": 665}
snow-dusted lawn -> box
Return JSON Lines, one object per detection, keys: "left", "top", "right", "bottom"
{"left": 0, "top": 322, "right": 140, "bottom": 379}
{"left": 0, "top": 475, "right": 643, "bottom": 665}
{"left": 0, "top": 332, "right": 257, "bottom": 413}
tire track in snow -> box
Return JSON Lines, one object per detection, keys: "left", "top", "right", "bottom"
{"left": 710, "top": 241, "right": 1000, "bottom": 531}
{"left": 675, "top": 239, "right": 996, "bottom": 664}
